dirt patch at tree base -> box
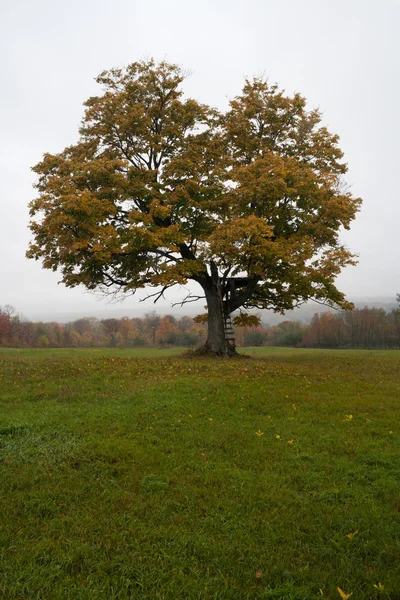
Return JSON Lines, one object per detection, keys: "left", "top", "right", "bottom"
{"left": 183, "top": 347, "right": 251, "bottom": 359}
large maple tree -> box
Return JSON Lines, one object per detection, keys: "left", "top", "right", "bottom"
{"left": 27, "top": 60, "right": 361, "bottom": 355}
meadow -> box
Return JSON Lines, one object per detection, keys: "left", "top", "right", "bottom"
{"left": 0, "top": 347, "right": 399, "bottom": 599}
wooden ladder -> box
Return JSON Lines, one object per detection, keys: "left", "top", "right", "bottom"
{"left": 223, "top": 311, "right": 236, "bottom": 351}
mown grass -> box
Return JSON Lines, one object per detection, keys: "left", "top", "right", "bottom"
{"left": 0, "top": 347, "right": 399, "bottom": 599}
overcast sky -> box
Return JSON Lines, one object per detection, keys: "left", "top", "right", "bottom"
{"left": 1, "top": 0, "right": 399, "bottom": 321}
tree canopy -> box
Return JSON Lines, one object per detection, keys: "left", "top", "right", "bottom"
{"left": 27, "top": 60, "right": 361, "bottom": 355}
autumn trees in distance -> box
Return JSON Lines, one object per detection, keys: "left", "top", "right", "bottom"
{"left": 2, "top": 306, "right": 400, "bottom": 350}
{"left": 27, "top": 60, "right": 361, "bottom": 356}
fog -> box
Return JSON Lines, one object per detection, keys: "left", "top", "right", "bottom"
{"left": 1, "top": 0, "right": 399, "bottom": 320}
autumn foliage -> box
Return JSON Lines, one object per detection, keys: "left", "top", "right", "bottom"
{"left": 27, "top": 60, "right": 361, "bottom": 355}
{"left": 2, "top": 304, "right": 400, "bottom": 349}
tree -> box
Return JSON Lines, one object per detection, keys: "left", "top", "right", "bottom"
{"left": 143, "top": 310, "right": 161, "bottom": 346}
{"left": 244, "top": 329, "right": 266, "bottom": 347}
{"left": 303, "top": 312, "right": 343, "bottom": 348}
{"left": 27, "top": 60, "right": 361, "bottom": 356}
{"left": 390, "top": 294, "right": 400, "bottom": 349}
{"left": 0, "top": 307, "right": 12, "bottom": 345}
{"left": 0, "top": 305, "right": 18, "bottom": 346}
{"left": 117, "top": 317, "right": 140, "bottom": 346}
{"left": 100, "top": 318, "right": 120, "bottom": 346}
{"left": 266, "top": 320, "right": 306, "bottom": 347}
{"left": 155, "top": 315, "right": 180, "bottom": 346}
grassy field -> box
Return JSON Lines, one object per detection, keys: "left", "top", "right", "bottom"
{"left": 0, "top": 347, "right": 399, "bottom": 599}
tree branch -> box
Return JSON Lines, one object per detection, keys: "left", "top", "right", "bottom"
{"left": 139, "top": 286, "right": 170, "bottom": 304}
{"left": 172, "top": 291, "right": 205, "bottom": 307}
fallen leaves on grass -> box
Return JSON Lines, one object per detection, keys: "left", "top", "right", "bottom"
{"left": 337, "top": 587, "right": 352, "bottom": 600}
{"left": 373, "top": 582, "right": 384, "bottom": 591}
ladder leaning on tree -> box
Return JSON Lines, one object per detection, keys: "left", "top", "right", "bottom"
{"left": 223, "top": 311, "right": 236, "bottom": 352}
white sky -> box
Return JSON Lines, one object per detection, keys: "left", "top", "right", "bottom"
{"left": 1, "top": 0, "right": 399, "bottom": 321}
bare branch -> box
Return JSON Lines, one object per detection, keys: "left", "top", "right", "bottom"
{"left": 139, "top": 285, "right": 170, "bottom": 304}
{"left": 172, "top": 292, "right": 205, "bottom": 307}
{"left": 151, "top": 248, "right": 180, "bottom": 262}
{"left": 309, "top": 297, "right": 341, "bottom": 312}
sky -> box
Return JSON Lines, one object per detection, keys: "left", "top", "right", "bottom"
{"left": 1, "top": 0, "right": 399, "bottom": 321}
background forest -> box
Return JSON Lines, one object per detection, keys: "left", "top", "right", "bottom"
{"left": 2, "top": 302, "right": 400, "bottom": 350}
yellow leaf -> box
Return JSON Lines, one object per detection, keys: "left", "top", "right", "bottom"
{"left": 373, "top": 582, "right": 384, "bottom": 590}
{"left": 337, "top": 588, "right": 352, "bottom": 600}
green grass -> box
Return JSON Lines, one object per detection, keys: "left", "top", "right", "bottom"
{"left": 0, "top": 348, "right": 399, "bottom": 599}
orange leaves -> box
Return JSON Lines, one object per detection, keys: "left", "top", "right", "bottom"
{"left": 232, "top": 313, "right": 261, "bottom": 328}
{"left": 27, "top": 59, "right": 360, "bottom": 317}
{"left": 150, "top": 259, "right": 206, "bottom": 287}
{"left": 207, "top": 215, "right": 274, "bottom": 271}
{"left": 225, "top": 76, "right": 348, "bottom": 180}
{"left": 193, "top": 313, "right": 208, "bottom": 324}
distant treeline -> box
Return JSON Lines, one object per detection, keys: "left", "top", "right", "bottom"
{"left": 1, "top": 304, "right": 400, "bottom": 349}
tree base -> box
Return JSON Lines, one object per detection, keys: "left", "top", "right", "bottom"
{"left": 183, "top": 346, "right": 249, "bottom": 359}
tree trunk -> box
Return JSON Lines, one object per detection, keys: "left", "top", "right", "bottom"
{"left": 196, "top": 263, "right": 240, "bottom": 356}
{"left": 204, "top": 287, "right": 229, "bottom": 355}
{"left": 202, "top": 286, "right": 237, "bottom": 357}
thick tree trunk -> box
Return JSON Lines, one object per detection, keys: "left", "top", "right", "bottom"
{"left": 196, "top": 263, "right": 242, "bottom": 356}
{"left": 204, "top": 288, "right": 229, "bottom": 355}
{"left": 202, "top": 284, "right": 237, "bottom": 357}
